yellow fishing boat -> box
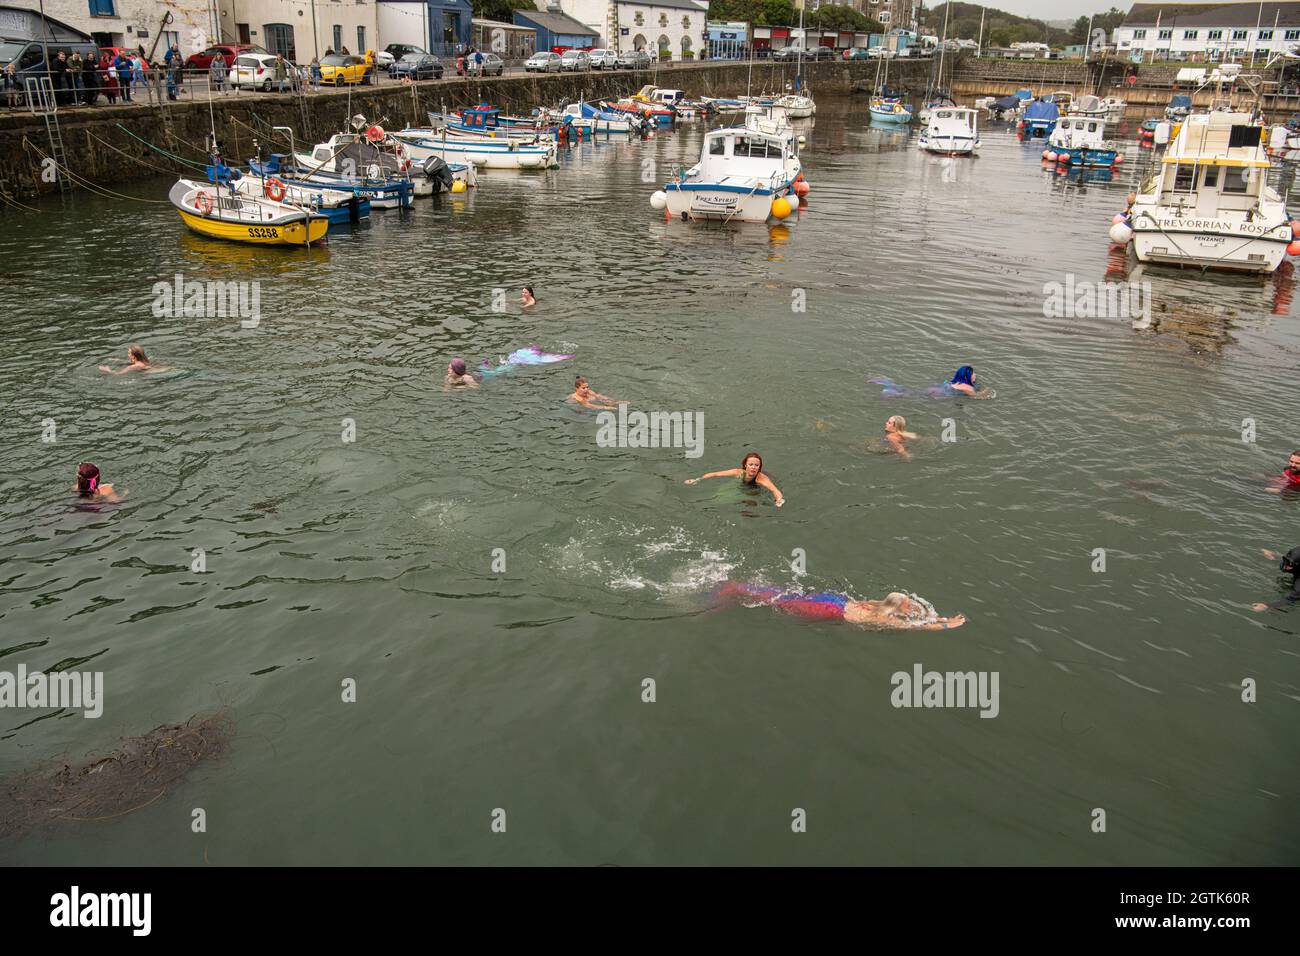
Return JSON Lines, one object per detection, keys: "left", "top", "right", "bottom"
{"left": 169, "top": 178, "right": 329, "bottom": 246}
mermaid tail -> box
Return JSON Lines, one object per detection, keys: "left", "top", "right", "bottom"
{"left": 870, "top": 377, "right": 914, "bottom": 398}
{"left": 479, "top": 346, "right": 575, "bottom": 378}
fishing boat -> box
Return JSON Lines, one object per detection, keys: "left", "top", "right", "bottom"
{"left": 1072, "top": 94, "right": 1109, "bottom": 119}
{"left": 249, "top": 154, "right": 417, "bottom": 208}
{"left": 651, "top": 120, "right": 803, "bottom": 224}
{"left": 917, "top": 106, "right": 979, "bottom": 155}
{"left": 233, "top": 171, "right": 369, "bottom": 224}
{"left": 870, "top": 92, "right": 913, "bottom": 124}
{"left": 1046, "top": 114, "right": 1119, "bottom": 167}
{"left": 441, "top": 105, "right": 578, "bottom": 142}
{"left": 918, "top": 92, "right": 956, "bottom": 124}
{"left": 1044, "top": 90, "right": 1075, "bottom": 113}
{"left": 605, "top": 97, "right": 675, "bottom": 127}
{"left": 1129, "top": 109, "right": 1293, "bottom": 273}
{"left": 776, "top": 92, "right": 815, "bottom": 119}
{"left": 1021, "top": 98, "right": 1060, "bottom": 138}
{"left": 1103, "top": 96, "right": 1127, "bottom": 116}
{"left": 391, "top": 126, "right": 559, "bottom": 169}
{"left": 1165, "top": 94, "right": 1192, "bottom": 120}
{"left": 290, "top": 129, "right": 421, "bottom": 205}
{"left": 562, "top": 101, "right": 643, "bottom": 134}
{"left": 919, "top": 1, "right": 954, "bottom": 125}
{"left": 170, "top": 166, "right": 328, "bottom": 246}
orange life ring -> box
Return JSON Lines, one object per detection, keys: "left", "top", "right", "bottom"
{"left": 196, "top": 191, "right": 214, "bottom": 215}
{"left": 264, "top": 177, "right": 286, "bottom": 202}
{"left": 366, "top": 124, "right": 385, "bottom": 143}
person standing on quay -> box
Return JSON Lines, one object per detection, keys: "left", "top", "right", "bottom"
{"left": 68, "top": 51, "right": 83, "bottom": 105}
{"left": 310, "top": 56, "right": 322, "bottom": 91}
{"left": 102, "top": 54, "right": 118, "bottom": 104}
{"left": 81, "top": 50, "right": 98, "bottom": 105}
{"left": 113, "top": 51, "right": 132, "bottom": 103}
{"left": 49, "top": 50, "right": 67, "bottom": 107}
{"left": 274, "top": 53, "right": 287, "bottom": 93}
{"left": 211, "top": 51, "right": 227, "bottom": 94}
{"left": 3, "top": 63, "right": 19, "bottom": 110}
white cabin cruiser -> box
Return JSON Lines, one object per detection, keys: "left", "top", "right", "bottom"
{"left": 653, "top": 122, "right": 802, "bottom": 224}
{"left": 1129, "top": 110, "right": 1292, "bottom": 273}
{"left": 390, "top": 127, "right": 559, "bottom": 170}
{"left": 917, "top": 106, "right": 980, "bottom": 155}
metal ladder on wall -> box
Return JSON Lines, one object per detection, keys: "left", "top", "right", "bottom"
{"left": 24, "top": 77, "right": 69, "bottom": 193}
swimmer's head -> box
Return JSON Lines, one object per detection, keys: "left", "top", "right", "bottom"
{"left": 1282, "top": 547, "right": 1300, "bottom": 575}
{"left": 128, "top": 345, "right": 148, "bottom": 363}
{"left": 886, "top": 415, "right": 906, "bottom": 434}
{"left": 522, "top": 285, "right": 536, "bottom": 304}
{"left": 1289, "top": 450, "right": 1300, "bottom": 471}
{"left": 740, "top": 452, "right": 763, "bottom": 483}
{"left": 76, "top": 462, "right": 101, "bottom": 496}
{"left": 952, "top": 366, "right": 976, "bottom": 387}
{"left": 575, "top": 376, "right": 590, "bottom": 396}
{"left": 449, "top": 358, "right": 467, "bottom": 377}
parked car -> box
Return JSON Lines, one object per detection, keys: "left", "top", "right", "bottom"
{"left": 588, "top": 48, "right": 618, "bottom": 69}
{"left": 846, "top": 48, "right": 874, "bottom": 60}
{"left": 390, "top": 53, "right": 443, "bottom": 81}
{"left": 808, "top": 45, "right": 837, "bottom": 61}
{"left": 186, "top": 43, "right": 265, "bottom": 71}
{"left": 0, "top": 38, "right": 103, "bottom": 83}
{"left": 525, "top": 52, "right": 562, "bottom": 73}
{"left": 379, "top": 43, "right": 424, "bottom": 69}
{"left": 616, "top": 49, "right": 652, "bottom": 69}
{"left": 320, "top": 52, "right": 373, "bottom": 86}
{"left": 463, "top": 52, "right": 504, "bottom": 76}
{"left": 229, "top": 52, "right": 280, "bottom": 91}
{"left": 771, "top": 46, "right": 805, "bottom": 61}
{"left": 866, "top": 47, "right": 896, "bottom": 59}
{"left": 559, "top": 49, "right": 591, "bottom": 72}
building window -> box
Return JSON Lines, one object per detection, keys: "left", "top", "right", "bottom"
{"left": 88, "top": 0, "right": 116, "bottom": 16}
{"left": 682, "top": 16, "right": 690, "bottom": 30}
{"left": 1207, "top": 29, "right": 1221, "bottom": 41}
{"left": 1288, "top": 29, "right": 1300, "bottom": 41}
{"left": 1159, "top": 29, "right": 1171, "bottom": 40}
{"left": 333, "top": 25, "right": 342, "bottom": 51}
{"left": 264, "top": 23, "right": 296, "bottom": 60}
{"left": 1260, "top": 29, "right": 1274, "bottom": 40}
{"left": 357, "top": 26, "right": 365, "bottom": 52}
{"left": 1183, "top": 30, "right": 1197, "bottom": 40}
{"left": 1232, "top": 30, "right": 1247, "bottom": 40}
{"left": 634, "top": 12, "right": 643, "bottom": 26}
{"left": 1133, "top": 29, "right": 1146, "bottom": 40}
{"left": 659, "top": 13, "right": 668, "bottom": 28}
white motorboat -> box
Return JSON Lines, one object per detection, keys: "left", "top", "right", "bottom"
{"left": 776, "top": 92, "right": 815, "bottom": 119}
{"left": 1073, "top": 94, "right": 1109, "bottom": 119}
{"left": 652, "top": 121, "right": 803, "bottom": 224}
{"left": 391, "top": 127, "right": 559, "bottom": 170}
{"left": 917, "top": 106, "right": 980, "bottom": 155}
{"left": 1103, "top": 96, "right": 1127, "bottom": 116}
{"left": 562, "top": 101, "right": 641, "bottom": 134}
{"left": 1129, "top": 110, "right": 1292, "bottom": 272}
{"left": 1047, "top": 115, "right": 1119, "bottom": 167}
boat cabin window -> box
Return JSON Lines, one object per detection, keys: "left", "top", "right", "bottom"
{"left": 1087, "top": 122, "right": 1098, "bottom": 132}
{"left": 1221, "top": 166, "right": 1250, "bottom": 193}
{"left": 1228, "top": 125, "right": 1262, "bottom": 149}
{"left": 736, "top": 137, "right": 773, "bottom": 158}
{"left": 1172, "top": 165, "right": 1196, "bottom": 192}
{"left": 1202, "top": 166, "right": 1219, "bottom": 188}
{"left": 708, "top": 136, "right": 726, "bottom": 156}
{"left": 937, "top": 110, "right": 952, "bottom": 119}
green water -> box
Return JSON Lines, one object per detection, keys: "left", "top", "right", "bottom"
{"left": 1, "top": 99, "right": 1298, "bottom": 865}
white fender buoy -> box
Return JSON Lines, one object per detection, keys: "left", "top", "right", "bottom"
{"left": 1109, "top": 222, "right": 1133, "bottom": 245}
{"left": 650, "top": 190, "right": 668, "bottom": 210}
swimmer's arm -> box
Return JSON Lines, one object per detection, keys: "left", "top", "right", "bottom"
{"left": 757, "top": 473, "right": 785, "bottom": 507}
{"left": 684, "top": 469, "right": 741, "bottom": 484}
{"left": 1263, "top": 549, "right": 1278, "bottom": 560}
{"left": 949, "top": 382, "right": 976, "bottom": 394}
{"left": 913, "top": 614, "right": 966, "bottom": 630}
{"left": 97, "top": 484, "right": 122, "bottom": 503}
{"left": 98, "top": 364, "right": 134, "bottom": 375}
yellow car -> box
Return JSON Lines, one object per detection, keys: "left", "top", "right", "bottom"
{"left": 320, "top": 53, "right": 373, "bottom": 86}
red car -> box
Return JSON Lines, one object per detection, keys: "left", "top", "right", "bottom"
{"left": 185, "top": 43, "right": 266, "bottom": 71}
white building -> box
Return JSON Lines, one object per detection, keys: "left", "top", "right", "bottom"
{"left": 1114, "top": 2, "right": 1300, "bottom": 63}
{"left": 212, "top": 0, "right": 379, "bottom": 61}
{"left": 10, "top": 0, "right": 212, "bottom": 52}
{"left": 545, "top": 0, "right": 707, "bottom": 57}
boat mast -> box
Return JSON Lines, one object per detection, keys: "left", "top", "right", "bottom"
{"left": 937, "top": 1, "right": 951, "bottom": 97}
{"left": 795, "top": 1, "right": 805, "bottom": 93}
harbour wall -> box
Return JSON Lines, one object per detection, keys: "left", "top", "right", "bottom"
{"left": 0, "top": 58, "right": 937, "bottom": 201}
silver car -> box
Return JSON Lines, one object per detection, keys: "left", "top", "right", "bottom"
{"left": 587, "top": 48, "right": 618, "bottom": 70}
{"left": 525, "top": 52, "right": 561, "bottom": 73}
{"left": 616, "top": 49, "right": 651, "bottom": 69}
{"left": 559, "top": 49, "right": 590, "bottom": 72}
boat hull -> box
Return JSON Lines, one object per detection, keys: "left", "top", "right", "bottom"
{"left": 1054, "top": 146, "right": 1116, "bottom": 167}
{"left": 1132, "top": 225, "right": 1290, "bottom": 273}
{"left": 918, "top": 134, "right": 977, "bottom": 155}
{"left": 870, "top": 107, "right": 912, "bottom": 125}
{"left": 393, "top": 132, "right": 558, "bottom": 169}
{"left": 664, "top": 180, "right": 795, "bottom": 224}
{"left": 176, "top": 209, "right": 328, "bottom": 245}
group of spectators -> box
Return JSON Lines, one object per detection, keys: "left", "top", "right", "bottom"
{"left": 1, "top": 43, "right": 193, "bottom": 109}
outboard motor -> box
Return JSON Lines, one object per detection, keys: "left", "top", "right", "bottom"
{"left": 422, "top": 155, "right": 455, "bottom": 193}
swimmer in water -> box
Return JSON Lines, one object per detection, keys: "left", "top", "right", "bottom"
{"left": 521, "top": 285, "right": 537, "bottom": 308}
{"left": 444, "top": 358, "right": 479, "bottom": 389}
{"left": 684, "top": 451, "right": 785, "bottom": 507}
{"left": 714, "top": 581, "right": 965, "bottom": 630}
{"left": 72, "top": 462, "right": 122, "bottom": 502}
{"left": 884, "top": 415, "right": 918, "bottom": 459}
{"left": 568, "top": 376, "right": 616, "bottom": 410}
{"left": 98, "top": 345, "right": 162, "bottom": 375}
{"left": 1252, "top": 546, "right": 1300, "bottom": 611}
{"left": 947, "top": 365, "right": 991, "bottom": 397}
{"left": 1266, "top": 450, "right": 1300, "bottom": 492}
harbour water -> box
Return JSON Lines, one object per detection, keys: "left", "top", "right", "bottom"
{"left": 1, "top": 97, "right": 1298, "bottom": 865}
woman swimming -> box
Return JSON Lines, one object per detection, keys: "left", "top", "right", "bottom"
{"left": 684, "top": 451, "right": 785, "bottom": 507}
{"left": 871, "top": 365, "right": 992, "bottom": 400}
{"left": 521, "top": 285, "right": 537, "bottom": 308}
{"left": 568, "top": 376, "right": 616, "bottom": 410}
{"left": 884, "top": 415, "right": 918, "bottom": 459}
{"left": 98, "top": 345, "right": 161, "bottom": 375}
{"left": 946, "top": 365, "right": 990, "bottom": 397}
{"left": 72, "top": 462, "right": 122, "bottom": 502}
{"left": 444, "top": 358, "right": 479, "bottom": 389}
{"left": 714, "top": 581, "right": 965, "bottom": 630}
